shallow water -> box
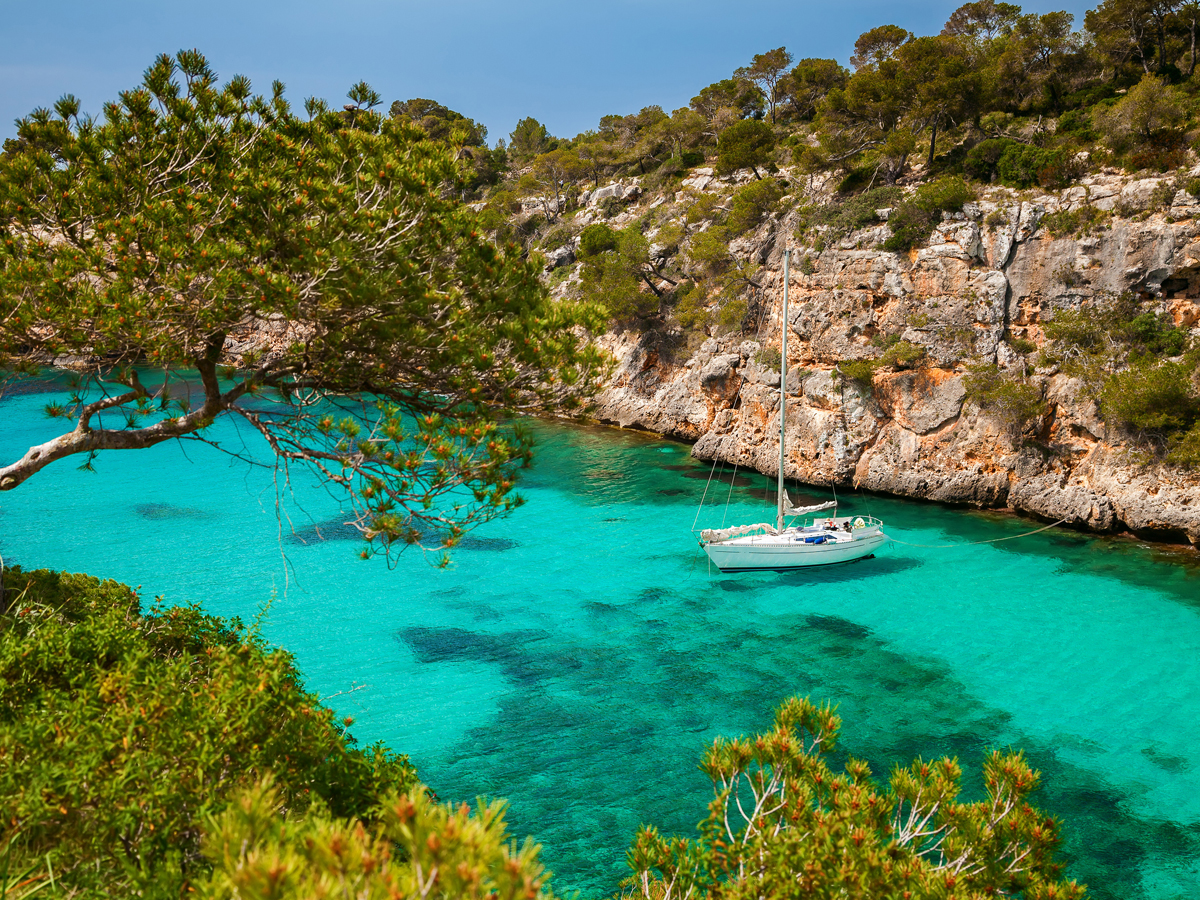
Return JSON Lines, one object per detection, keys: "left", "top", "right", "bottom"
{"left": 3, "top": 373, "right": 1200, "bottom": 899}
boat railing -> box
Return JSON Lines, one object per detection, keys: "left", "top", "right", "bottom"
{"left": 797, "top": 514, "right": 884, "bottom": 531}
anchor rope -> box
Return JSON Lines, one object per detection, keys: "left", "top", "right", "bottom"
{"left": 886, "top": 516, "right": 1072, "bottom": 549}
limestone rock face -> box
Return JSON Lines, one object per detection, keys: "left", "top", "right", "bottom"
{"left": 585, "top": 168, "right": 1200, "bottom": 547}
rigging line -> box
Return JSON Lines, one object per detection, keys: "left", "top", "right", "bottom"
{"left": 886, "top": 516, "right": 1072, "bottom": 549}
{"left": 691, "top": 456, "right": 721, "bottom": 533}
{"left": 721, "top": 459, "right": 740, "bottom": 528}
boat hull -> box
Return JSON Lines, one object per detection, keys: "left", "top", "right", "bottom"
{"left": 703, "top": 530, "right": 888, "bottom": 571}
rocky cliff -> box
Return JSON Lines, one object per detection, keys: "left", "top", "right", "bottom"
{"left": 570, "top": 167, "right": 1200, "bottom": 546}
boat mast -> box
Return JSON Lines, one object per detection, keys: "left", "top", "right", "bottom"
{"left": 777, "top": 249, "right": 790, "bottom": 533}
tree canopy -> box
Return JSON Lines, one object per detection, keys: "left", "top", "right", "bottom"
{"left": 628, "top": 697, "right": 1085, "bottom": 900}
{"left": 0, "top": 51, "right": 606, "bottom": 560}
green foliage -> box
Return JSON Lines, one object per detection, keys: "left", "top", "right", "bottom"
{"left": 963, "top": 364, "right": 1048, "bottom": 436}
{"left": 1100, "top": 358, "right": 1200, "bottom": 438}
{"left": 1097, "top": 75, "right": 1188, "bottom": 153}
{"left": 914, "top": 174, "right": 975, "bottom": 212}
{"left": 578, "top": 222, "right": 619, "bottom": 258}
{"left": 198, "top": 780, "right": 553, "bottom": 900}
{"left": 682, "top": 226, "right": 761, "bottom": 322}
{"left": 964, "top": 138, "right": 1018, "bottom": 183}
{"left": 0, "top": 52, "right": 608, "bottom": 556}
{"left": 1006, "top": 333, "right": 1040, "bottom": 355}
{"left": 755, "top": 345, "right": 783, "bottom": 370}
{"left": 883, "top": 176, "right": 975, "bottom": 252}
{"left": 0, "top": 569, "right": 416, "bottom": 898}
{"left": 538, "top": 224, "right": 575, "bottom": 252}
{"left": 726, "top": 178, "right": 786, "bottom": 235}
{"left": 577, "top": 226, "right": 668, "bottom": 320}
{"left": 389, "top": 98, "right": 487, "bottom": 147}
{"left": 690, "top": 78, "right": 764, "bottom": 124}
{"left": 795, "top": 186, "right": 903, "bottom": 248}
{"left": 683, "top": 191, "right": 727, "bottom": 225}
{"left": 879, "top": 339, "right": 928, "bottom": 369}
{"left": 781, "top": 58, "right": 850, "bottom": 122}
{"left": 884, "top": 205, "right": 938, "bottom": 251}
{"left": 1040, "top": 205, "right": 1109, "bottom": 237}
{"left": 508, "top": 116, "right": 554, "bottom": 161}
{"left": 715, "top": 119, "right": 777, "bottom": 179}
{"left": 627, "top": 696, "right": 1084, "bottom": 900}
{"left": 838, "top": 358, "right": 881, "bottom": 386}
{"left": 997, "top": 144, "right": 1081, "bottom": 189}
{"left": 672, "top": 280, "right": 712, "bottom": 330}
{"left": 965, "top": 138, "right": 1080, "bottom": 190}
{"left": 1167, "top": 422, "right": 1200, "bottom": 468}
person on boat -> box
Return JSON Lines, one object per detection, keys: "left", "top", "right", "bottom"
{"left": 842, "top": 521, "right": 852, "bottom": 533}
{"left": 825, "top": 518, "right": 835, "bottom": 530}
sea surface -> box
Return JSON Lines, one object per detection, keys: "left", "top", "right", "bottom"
{"left": 2, "top": 372, "right": 1200, "bottom": 899}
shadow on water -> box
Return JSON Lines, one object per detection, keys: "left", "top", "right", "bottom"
{"left": 283, "top": 516, "right": 519, "bottom": 552}
{"left": 134, "top": 503, "right": 214, "bottom": 521}
{"left": 411, "top": 590, "right": 1196, "bottom": 900}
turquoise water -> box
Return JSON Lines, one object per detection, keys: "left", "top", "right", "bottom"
{"left": 3, "top": 373, "right": 1200, "bottom": 899}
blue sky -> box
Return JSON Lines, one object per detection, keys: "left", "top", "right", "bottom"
{"left": 2, "top": 0, "right": 1093, "bottom": 146}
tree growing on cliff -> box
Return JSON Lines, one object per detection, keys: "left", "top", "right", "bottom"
{"left": 0, "top": 51, "right": 607, "bottom": 558}
{"left": 576, "top": 223, "right": 676, "bottom": 319}
{"left": 626, "top": 696, "right": 1085, "bottom": 900}
{"left": 715, "top": 119, "right": 776, "bottom": 180}
{"left": 735, "top": 47, "right": 795, "bottom": 124}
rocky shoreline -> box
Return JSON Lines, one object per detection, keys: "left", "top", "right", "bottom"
{"left": 581, "top": 168, "right": 1200, "bottom": 547}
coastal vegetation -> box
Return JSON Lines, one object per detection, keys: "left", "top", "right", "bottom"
{"left": 0, "top": 568, "right": 418, "bottom": 897}
{"left": 0, "top": 52, "right": 607, "bottom": 561}
{"left": 0, "top": 569, "right": 1081, "bottom": 899}
{"left": 413, "top": 0, "right": 1200, "bottom": 469}
{"left": 9, "top": 0, "right": 1200, "bottom": 895}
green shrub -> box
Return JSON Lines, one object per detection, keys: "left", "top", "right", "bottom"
{"left": 673, "top": 281, "right": 711, "bottom": 330}
{"left": 755, "top": 345, "right": 782, "bottom": 370}
{"left": 727, "top": 178, "right": 786, "bottom": 235}
{"left": 913, "top": 175, "right": 974, "bottom": 213}
{"left": 796, "top": 186, "right": 902, "bottom": 247}
{"left": 716, "top": 297, "right": 750, "bottom": 329}
{"left": 963, "top": 364, "right": 1047, "bottom": 436}
{"left": 199, "top": 779, "right": 555, "bottom": 900}
{"left": 837, "top": 358, "right": 880, "bottom": 385}
{"left": 1100, "top": 358, "right": 1199, "bottom": 437}
{"left": 1041, "top": 296, "right": 1191, "bottom": 386}
{"left": 715, "top": 119, "right": 776, "bottom": 178}
{"left": 0, "top": 569, "right": 417, "bottom": 898}
{"left": 879, "top": 339, "right": 927, "bottom": 369}
{"left": 578, "top": 222, "right": 619, "bottom": 258}
{"left": 1118, "top": 310, "right": 1190, "bottom": 356}
{"left": 883, "top": 205, "right": 937, "bottom": 251}
{"left": 1167, "top": 423, "right": 1200, "bottom": 468}
{"left": 883, "top": 177, "right": 975, "bottom": 252}
{"left": 1056, "top": 108, "right": 1096, "bottom": 142}
{"left": 1006, "top": 334, "right": 1039, "bottom": 355}
{"left": 964, "top": 138, "right": 1018, "bottom": 183}
{"left": 539, "top": 224, "right": 575, "bottom": 251}
{"left": 798, "top": 254, "right": 816, "bottom": 275}
{"left": 684, "top": 191, "right": 726, "bottom": 224}
{"left": 997, "top": 144, "right": 1081, "bottom": 190}
{"left": 1040, "top": 205, "right": 1109, "bottom": 237}
{"left": 680, "top": 150, "right": 705, "bottom": 167}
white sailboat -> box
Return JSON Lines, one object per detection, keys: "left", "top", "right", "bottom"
{"left": 699, "top": 249, "right": 888, "bottom": 572}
